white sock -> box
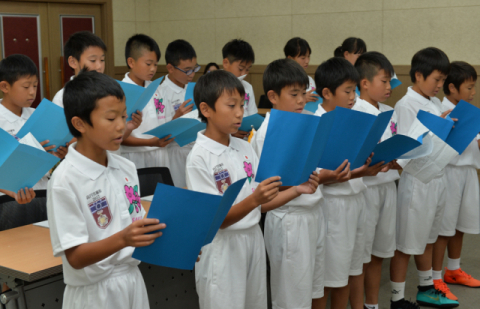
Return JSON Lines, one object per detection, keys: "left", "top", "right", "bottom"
{"left": 433, "top": 270, "right": 443, "bottom": 280}
{"left": 364, "top": 304, "right": 378, "bottom": 309}
{"left": 447, "top": 258, "right": 460, "bottom": 271}
{"left": 418, "top": 268, "right": 433, "bottom": 286}
{"left": 391, "top": 281, "right": 405, "bottom": 302}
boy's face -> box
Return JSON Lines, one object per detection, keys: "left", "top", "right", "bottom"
{"left": 362, "top": 69, "right": 392, "bottom": 103}
{"left": 323, "top": 80, "right": 356, "bottom": 109}
{"left": 0, "top": 75, "right": 38, "bottom": 108}
{"left": 129, "top": 50, "right": 158, "bottom": 82}
{"left": 167, "top": 58, "right": 197, "bottom": 87}
{"left": 75, "top": 95, "right": 126, "bottom": 152}
{"left": 450, "top": 78, "right": 476, "bottom": 103}
{"left": 269, "top": 84, "right": 306, "bottom": 113}
{"left": 200, "top": 90, "right": 244, "bottom": 135}
{"left": 223, "top": 59, "right": 252, "bottom": 78}
{"left": 289, "top": 52, "right": 310, "bottom": 70}
{"left": 69, "top": 46, "right": 105, "bottom": 75}
{"left": 415, "top": 70, "right": 447, "bottom": 97}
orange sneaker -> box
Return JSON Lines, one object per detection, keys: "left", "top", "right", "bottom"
{"left": 444, "top": 268, "right": 480, "bottom": 288}
{"left": 434, "top": 279, "right": 458, "bottom": 301}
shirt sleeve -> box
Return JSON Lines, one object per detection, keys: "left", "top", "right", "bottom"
{"left": 395, "top": 104, "right": 417, "bottom": 136}
{"left": 246, "top": 85, "right": 258, "bottom": 116}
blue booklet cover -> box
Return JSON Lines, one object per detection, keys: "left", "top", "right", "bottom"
{"left": 16, "top": 99, "right": 73, "bottom": 151}
{"left": 304, "top": 93, "right": 323, "bottom": 113}
{"left": 0, "top": 128, "right": 59, "bottom": 192}
{"left": 184, "top": 82, "right": 197, "bottom": 111}
{"left": 143, "top": 118, "right": 206, "bottom": 147}
{"left": 117, "top": 76, "right": 164, "bottom": 121}
{"left": 445, "top": 100, "right": 480, "bottom": 154}
{"left": 417, "top": 109, "right": 454, "bottom": 141}
{"left": 370, "top": 134, "right": 423, "bottom": 165}
{"left": 239, "top": 114, "right": 265, "bottom": 132}
{"left": 390, "top": 78, "right": 402, "bottom": 89}
{"left": 132, "top": 178, "right": 246, "bottom": 270}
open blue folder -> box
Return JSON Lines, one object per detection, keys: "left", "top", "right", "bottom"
{"left": 390, "top": 78, "right": 402, "bottom": 89}
{"left": 0, "top": 129, "right": 59, "bottom": 192}
{"left": 184, "top": 82, "right": 197, "bottom": 111}
{"left": 117, "top": 76, "right": 164, "bottom": 121}
{"left": 304, "top": 93, "right": 323, "bottom": 113}
{"left": 256, "top": 108, "right": 393, "bottom": 186}
{"left": 370, "top": 134, "right": 424, "bottom": 165}
{"left": 17, "top": 99, "right": 73, "bottom": 151}
{"left": 239, "top": 114, "right": 265, "bottom": 132}
{"left": 132, "top": 178, "right": 246, "bottom": 270}
{"left": 417, "top": 110, "right": 454, "bottom": 141}
{"left": 144, "top": 118, "right": 206, "bottom": 147}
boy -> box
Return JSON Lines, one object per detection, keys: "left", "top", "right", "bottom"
{"left": 390, "top": 47, "right": 459, "bottom": 309}
{"left": 432, "top": 61, "right": 480, "bottom": 301}
{"left": 47, "top": 70, "right": 165, "bottom": 308}
{"left": 222, "top": 39, "right": 258, "bottom": 139}
{"left": 0, "top": 54, "right": 61, "bottom": 202}
{"left": 313, "top": 57, "right": 387, "bottom": 309}
{"left": 187, "top": 70, "right": 320, "bottom": 309}
{"left": 284, "top": 37, "right": 320, "bottom": 102}
{"left": 120, "top": 34, "right": 174, "bottom": 169}
{"left": 352, "top": 52, "right": 400, "bottom": 309}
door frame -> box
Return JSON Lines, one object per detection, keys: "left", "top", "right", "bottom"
{"left": 12, "top": 0, "right": 115, "bottom": 77}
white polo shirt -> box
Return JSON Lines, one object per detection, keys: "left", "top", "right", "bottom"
{"left": 251, "top": 112, "right": 323, "bottom": 218}
{"left": 442, "top": 97, "right": 480, "bottom": 168}
{"left": 352, "top": 98, "right": 400, "bottom": 186}
{"left": 307, "top": 75, "right": 316, "bottom": 92}
{"left": 47, "top": 143, "right": 145, "bottom": 286}
{"left": 186, "top": 131, "right": 260, "bottom": 230}
{"left": 240, "top": 79, "right": 258, "bottom": 117}
{"left": 158, "top": 75, "right": 188, "bottom": 120}
{"left": 52, "top": 76, "right": 75, "bottom": 108}
{"left": 0, "top": 101, "right": 49, "bottom": 191}
{"left": 314, "top": 104, "right": 367, "bottom": 196}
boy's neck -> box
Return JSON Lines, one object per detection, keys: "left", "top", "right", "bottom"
{"left": 1, "top": 97, "right": 23, "bottom": 117}
{"left": 128, "top": 72, "right": 146, "bottom": 87}
{"left": 359, "top": 93, "right": 379, "bottom": 109}
{"left": 168, "top": 74, "right": 185, "bottom": 89}
{"left": 204, "top": 125, "right": 230, "bottom": 147}
{"left": 75, "top": 138, "right": 109, "bottom": 167}
{"left": 445, "top": 95, "right": 458, "bottom": 105}
{"left": 412, "top": 84, "right": 430, "bottom": 99}
{"left": 321, "top": 100, "right": 336, "bottom": 112}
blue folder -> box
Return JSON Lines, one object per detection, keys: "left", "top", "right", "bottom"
{"left": 16, "top": 99, "right": 73, "bottom": 151}
{"left": 239, "top": 114, "right": 265, "bottom": 132}
{"left": 143, "top": 118, "right": 206, "bottom": 147}
{"left": 132, "top": 178, "right": 246, "bottom": 270}
{"left": 304, "top": 93, "right": 323, "bottom": 113}
{"left": 0, "top": 129, "right": 59, "bottom": 192}
{"left": 445, "top": 100, "right": 480, "bottom": 154}
{"left": 390, "top": 78, "right": 402, "bottom": 89}
{"left": 184, "top": 82, "right": 197, "bottom": 111}
{"left": 370, "top": 134, "right": 423, "bottom": 165}
{"left": 417, "top": 110, "right": 454, "bottom": 141}
{"left": 117, "top": 76, "right": 164, "bottom": 121}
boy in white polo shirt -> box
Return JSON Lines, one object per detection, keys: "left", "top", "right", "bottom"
{"left": 222, "top": 39, "right": 259, "bottom": 139}
{"left": 47, "top": 71, "right": 165, "bottom": 309}
{"left": 187, "top": 70, "right": 320, "bottom": 309}
{"left": 431, "top": 61, "right": 480, "bottom": 301}
{"left": 313, "top": 57, "right": 387, "bottom": 309}
{"left": 351, "top": 52, "right": 400, "bottom": 309}
{"left": 390, "top": 47, "right": 458, "bottom": 309}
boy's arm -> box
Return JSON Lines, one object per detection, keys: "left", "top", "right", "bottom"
{"left": 0, "top": 188, "right": 35, "bottom": 204}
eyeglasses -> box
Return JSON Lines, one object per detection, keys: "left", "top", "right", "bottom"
{"left": 174, "top": 64, "right": 201, "bottom": 75}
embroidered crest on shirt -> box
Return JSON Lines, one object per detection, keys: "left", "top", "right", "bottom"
{"left": 213, "top": 163, "right": 232, "bottom": 194}
{"left": 89, "top": 196, "right": 112, "bottom": 229}
{"left": 243, "top": 161, "right": 254, "bottom": 183}
{"left": 154, "top": 98, "right": 165, "bottom": 115}
{"left": 125, "top": 185, "right": 142, "bottom": 218}
{"left": 390, "top": 121, "right": 397, "bottom": 136}
{"left": 244, "top": 93, "right": 250, "bottom": 107}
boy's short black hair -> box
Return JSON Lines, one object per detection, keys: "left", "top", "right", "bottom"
{"left": 63, "top": 70, "right": 125, "bottom": 137}
{"left": 0, "top": 54, "right": 38, "bottom": 85}
{"left": 164, "top": 40, "right": 196, "bottom": 67}
{"left": 222, "top": 39, "right": 255, "bottom": 64}
{"left": 410, "top": 47, "right": 450, "bottom": 83}
{"left": 194, "top": 70, "right": 245, "bottom": 123}
{"left": 284, "top": 37, "right": 311, "bottom": 58}
{"left": 64, "top": 31, "right": 106, "bottom": 63}
{"left": 334, "top": 37, "right": 366, "bottom": 57}
{"left": 315, "top": 57, "right": 359, "bottom": 99}
{"left": 355, "top": 51, "right": 394, "bottom": 83}
{"left": 125, "top": 34, "right": 161, "bottom": 69}
{"left": 263, "top": 58, "right": 309, "bottom": 95}
{"left": 443, "top": 61, "right": 477, "bottom": 95}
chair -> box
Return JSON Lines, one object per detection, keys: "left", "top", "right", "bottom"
{"left": 0, "top": 190, "right": 47, "bottom": 231}
{"left": 137, "top": 167, "right": 175, "bottom": 197}
{"left": 258, "top": 94, "right": 273, "bottom": 109}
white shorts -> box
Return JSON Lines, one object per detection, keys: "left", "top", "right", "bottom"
{"left": 63, "top": 265, "right": 149, "bottom": 309}
{"left": 166, "top": 143, "right": 192, "bottom": 188}
{"left": 322, "top": 193, "right": 366, "bottom": 288}
{"left": 264, "top": 206, "right": 325, "bottom": 309}
{"left": 195, "top": 224, "right": 267, "bottom": 309}
{"left": 396, "top": 172, "right": 446, "bottom": 255}
{"left": 122, "top": 148, "right": 167, "bottom": 169}
{"left": 439, "top": 165, "right": 480, "bottom": 236}
{"left": 363, "top": 182, "right": 397, "bottom": 260}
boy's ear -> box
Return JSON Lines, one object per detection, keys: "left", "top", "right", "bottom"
{"left": 127, "top": 57, "right": 136, "bottom": 69}
{"left": 360, "top": 78, "right": 369, "bottom": 90}
{"left": 286, "top": 56, "right": 294, "bottom": 60}
{"left": 448, "top": 83, "right": 457, "bottom": 95}
{"left": 166, "top": 63, "right": 175, "bottom": 74}
{"left": 267, "top": 90, "right": 279, "bottom": 106}
{"left": 0, "top": 81, "right": 10, "bottom": 93}
{"left": 414, "top": 71, "right": 424, "bottom": 83}
{"left": 322, "top": 87, "right": 332, "bottom": 100}
{"left": 199, "top": 102, "right": 211, "bottom": 119}
{"left": 71, "top": 116, "right": 87, "bottom": 134}
{"left": 222, "top": 58, "right": 230, "bottom": 69}
{"left": 67, "top": 56, "right": 78, "bottom": 70}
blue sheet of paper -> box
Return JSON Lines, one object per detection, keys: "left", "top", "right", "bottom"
{"left": 304, "top": 93, "right": 323, "bottom": 113}
{"left": 417, "top": 110, "right": 454, "bottom": 141}
{"left": 239, "top": 114, "right": 265, "bottom": 132}
{"left": 118, "top": 76, "right": 164, "bottom": 121}
{"left": 0, "top": 129, "right": 59, "bottom": 192}
{"left": 143, "top": 118, "right": 205, "bottom": 147}
{"left": 132, "top": 178, "right": 246, "bottom": 270}
{"left": 184, "top": 82, "right": 197, "bottom": 111}
{"left": 445, "top": 100, "right": 480, "bottom": 154}
{"left": 390, "top": 78, "right": 402, "bottom": 89}
{"left": 16, "top": 99, "right": 73, "bottom": 151}
{"left": 370, "top": 134, "right": 422, "bottom": 165}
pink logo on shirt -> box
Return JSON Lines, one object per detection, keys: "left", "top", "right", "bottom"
{"left": 125, "top": 185, "right": 142, "bottom": 215}
{"left": 390, "top": 121, "right": 397, "bottom": 136}
{"left": 154, "top": 98, "right": 165, "bottom": 114}
{"left": 244, "top": 93, "right": 250, "bottom": 107}
{"left": 243, "top": 161, "right": 254, "bottom": 183}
